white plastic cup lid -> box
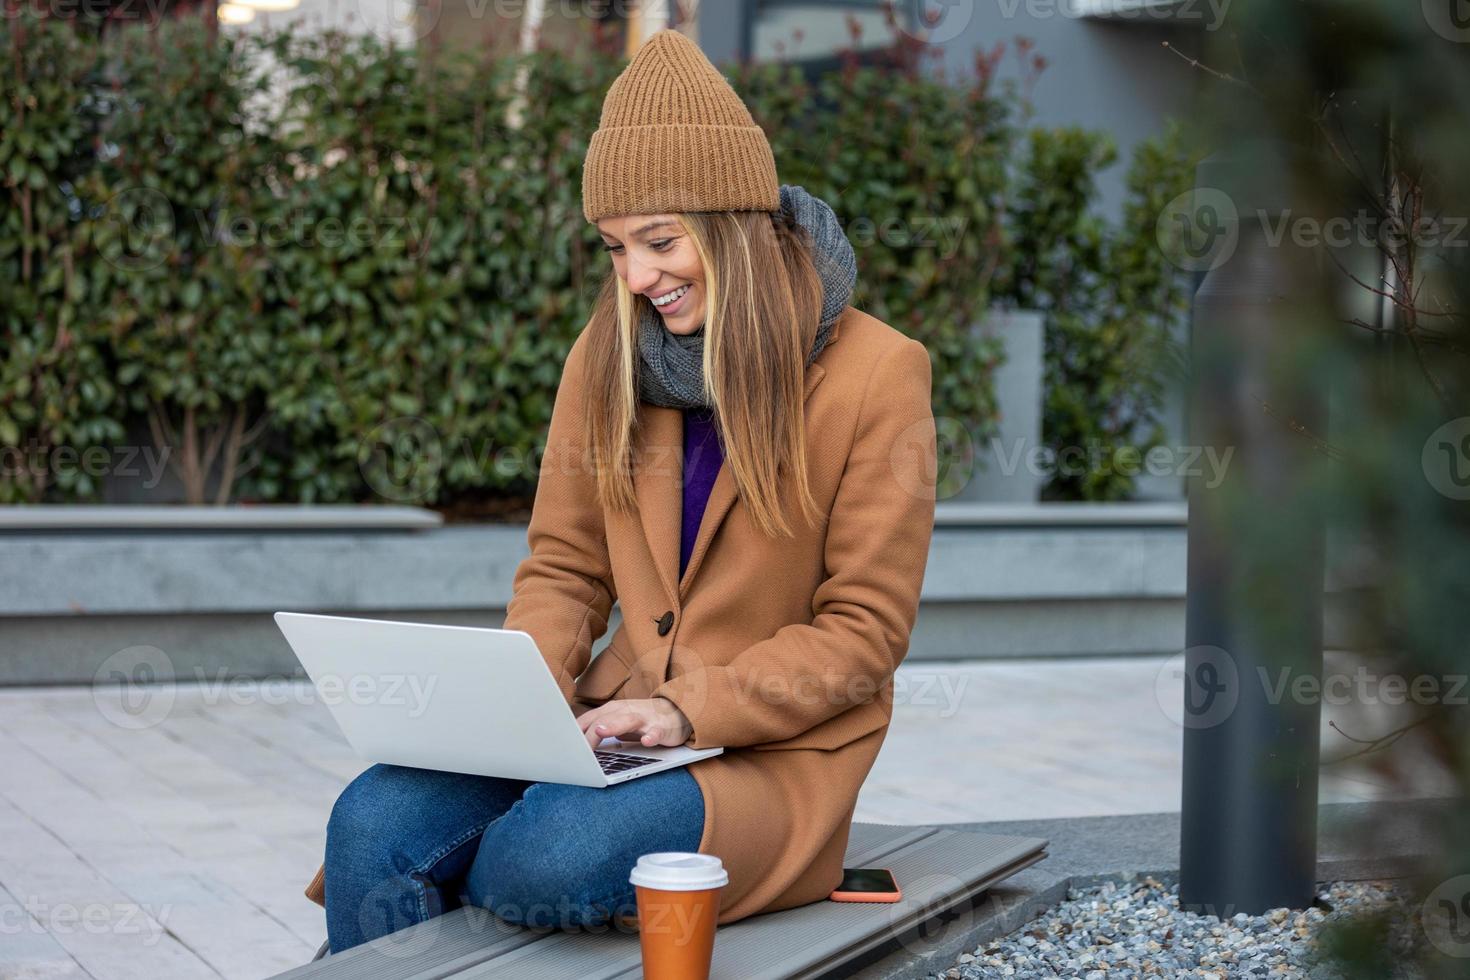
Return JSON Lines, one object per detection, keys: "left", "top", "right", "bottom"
{"left": 629, "top": 852, "right": 728, "bottom": 891}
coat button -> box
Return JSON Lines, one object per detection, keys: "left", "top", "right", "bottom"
{"left": 656, "top": 611, "right": 674, "bottom": 636}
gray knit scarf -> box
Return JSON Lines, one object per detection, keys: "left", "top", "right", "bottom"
{"left": 635, "top": 184, "right": 857, "bottom": 410}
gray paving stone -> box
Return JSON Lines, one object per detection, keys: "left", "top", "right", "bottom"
{"left": 0, "top": 656, "right": 1452, "bottom": 980}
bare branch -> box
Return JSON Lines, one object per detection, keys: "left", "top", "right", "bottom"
{"left": 1161, "top": 40, "right": 1256, "bottom": 90}
{"left": 1324, "top": 242, "right": 1457, "bottom": 319}
{"left": 213, "top": 406, "right": 247, "bottom": 506}
{"left": 1322, "top": 709, "right": 1442, "bottom": 766}
{"left": 1257, "top": 399, "right": 1347, "bottom": 461}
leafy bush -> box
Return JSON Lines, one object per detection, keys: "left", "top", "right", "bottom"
{"left": 735, "top": 42, "right": 1015, "bottom": 485}
{"left": 0, "top": 16, "right": 123, "bottom": 502}
{"left": 994, "top": 120, "right": 1199, "bottom": 500}
{"left": 93, "top": 22, "right": 281, "bottom": 504}
{"left": 0, "top": 9, "right": 1190, "bottom": 507}
{"left": 243, "top": 32, "right": 620, "bottom": 505}
{"left": 4, "top": 15, "right": 622, "bottom": 507}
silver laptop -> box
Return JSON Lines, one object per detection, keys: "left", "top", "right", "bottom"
{"left": 273, "top": 612, "right": 723, "bottom": 787}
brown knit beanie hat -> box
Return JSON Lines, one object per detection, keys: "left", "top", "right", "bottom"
{"left": 582, "top": 29, "right": 781, "bottom": 224}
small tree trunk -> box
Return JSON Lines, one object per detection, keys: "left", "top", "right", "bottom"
{"left": 180, "top": 404, "right": 205, "bottom": 505}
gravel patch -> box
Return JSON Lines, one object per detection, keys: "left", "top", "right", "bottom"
{"left": 932, "top": 875, "right": 1425, "bottom": 979}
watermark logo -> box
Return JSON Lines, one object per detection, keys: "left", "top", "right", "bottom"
{"left": 1160, "top": 188, "right": 1468, "bottom": 272}
{"left": 92, "top": 645, "right": 177, "bottom": 730}
{"left": 886, "top": 870, "right": 974, "bottom": 956}
{"left": 198, "top": 670, "right": 440, "bottom": 718}
{"left": 841, "top": 214, "right": 971, "bottom": 260}
{"left": 356, "top": 415, "right": 580, "bottom": 503}
{"left": 1156, "top": 650, "right": 1464, "bottom": 729}
{"left": 910, "top": 424, "right": 1236, "bottom": 502}
{"left": 993, "top": 0, "right": 1231, "bottom": 30}
{"left": 1259, "top": 665, "right": 1467, "bottom": 708}
{"left": 1155, "top": 645, "right": 1239, "bottom": 729}
{"left": 92, "top": 186, "right": 437, "bottom": 273}
{"left": 891, "top": 415, "right": 946, "bottom": 501}
{"left": 890, "top": 668, "right": 970, "bottom": 718}
{"left": 351, "top": 0, "right": 441, "bottom": 46}
{"left": 92, "top": 654, "right": 442, "bottom": 730}
{"left": 0, "top": 441, "right": 171, "bottom": 490}
{"left": 359, "top": 416, "right": 444, "bottom": 503}
{"left": 1423, "top": 416, "right": 1470, "bottom": 500}
{"left": 1424, "top": 0, "right": 1470, "bottom": 43}
{"left": 893, "top": 0, "right": 975, "bottom": 45}
{"left": 98, "top": 186, "right": 175, "bottom": 274}
{"left": 5, "top": 0, "right": 173, "bottom": 23}
{"left": 356, "top": 876, "right": 443, "bottom": 958}
{"left": 200, "top": 208, "right": 436, "bottom": 252}
{"left": 1423, "top": 875, "right": 1470, "bottom": 957}
{"left": 1157, "top": 187, "right": 1239, "bottom": 272}
{"left": 628, "top": 893, "right": 711, "bottom": 946}
{"left": 0, "top": 898, "right": 172, "bottom": 946}
{"left": 614, "top": 644, "right": 969, "bottom": 725}
{"left": 979, "top": 437, "right": 1233, "bottom": 490}
{"left": 622, "top": 642, "right": 712, "bottom": 726}
{"left": 931, "top": 417, "right": 979, "bottom": 501}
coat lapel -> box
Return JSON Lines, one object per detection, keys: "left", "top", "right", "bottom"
{"left": 632, "top": 358, "right": 831, "bottom": 613}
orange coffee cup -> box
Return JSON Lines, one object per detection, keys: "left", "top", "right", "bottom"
{"left": 629, "top": 852, "right": 728, "bottom": 980}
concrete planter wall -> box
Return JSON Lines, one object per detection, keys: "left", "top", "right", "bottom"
{"left": 0, "top": 502, "right": 1198, "bottom": 686}
{"left": 0, "top": 501, "right": 1381, "bottom": 686}
{"left": 952, "top": 309, "right": 1047, "bottom": 504}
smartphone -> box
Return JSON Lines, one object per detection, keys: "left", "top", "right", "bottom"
{"left": 829, "top": 867, "right": 902, "bottom": 903}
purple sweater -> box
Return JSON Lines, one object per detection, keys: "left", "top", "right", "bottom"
{"left": 680, "top": 406, "right": 725, "bottom": 578}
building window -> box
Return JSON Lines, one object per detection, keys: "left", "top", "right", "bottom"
{"left": 750, "top": 0, "right": 922, "bottom": 65}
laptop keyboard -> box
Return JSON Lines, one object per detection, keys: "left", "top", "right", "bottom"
{"left": 595, "top": 750, "right": 660, "bottom": 775}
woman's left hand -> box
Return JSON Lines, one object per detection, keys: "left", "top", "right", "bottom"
{"left": 577, "top": 697, "right": 692, "bottom": 749}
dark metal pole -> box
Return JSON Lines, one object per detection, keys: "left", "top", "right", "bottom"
{"left": 1179, "top": 141, "right": 1330, "bottom": 916}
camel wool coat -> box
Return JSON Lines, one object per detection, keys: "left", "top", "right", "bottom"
{"left": 303, "top": 305, "right": 937, "bottom": 925}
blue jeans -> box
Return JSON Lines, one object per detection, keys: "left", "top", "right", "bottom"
{"left": 322, "top": 763, "right": 706, "bottom": 953}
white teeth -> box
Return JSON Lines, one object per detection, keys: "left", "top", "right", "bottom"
{"left": 652, "top": 285, "right": 690, "bottom": 308}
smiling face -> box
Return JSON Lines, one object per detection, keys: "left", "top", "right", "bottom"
{"left": 595, "top": 214, "right": 707, "bottom": 335}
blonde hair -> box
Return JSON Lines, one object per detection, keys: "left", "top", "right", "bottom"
{"left": 582, "top": 209, "right": 827, "bottom": 538}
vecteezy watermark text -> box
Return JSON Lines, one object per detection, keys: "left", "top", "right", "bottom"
{"left": 92, "top": 646, "right": 441, "bottom": 729}
{"left": 1156, "top": 647, "right": 1469, "bottom": 729}
{"left": 981, "top": 437, "right": 1234, "bottom": 489}
{"left": 195, "top": 668, "right": 439, "bottom": 717}
{"left": 0, "top": 441, "right": 170, "bottom": 489}
{"left": 0, "top": 898, "right": 172, "bottom": 946}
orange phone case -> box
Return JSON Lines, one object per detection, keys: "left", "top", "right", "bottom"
{"left": 828, "top": 869, "right": 902, "bottom": 903}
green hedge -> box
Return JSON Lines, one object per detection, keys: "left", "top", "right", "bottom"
{"left": 734, "top": 51, "right": 1016, "bottom": 501}
{"left": 1, "top": 12, "right": 1192, "bottom": 507}
{"left": 1, "top": 15, "right": 125, "bottom": 502}
{"left": 993, "top": 121, "right": 1201, "bottom": 500}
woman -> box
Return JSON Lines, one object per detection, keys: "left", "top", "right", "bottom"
{"left": 307, "top": 29, "right": 936, "bottom": 954}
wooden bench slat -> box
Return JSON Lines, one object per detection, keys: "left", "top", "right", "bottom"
{"left": 272, "top": 824, "right": 1048, "bottom": 980}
